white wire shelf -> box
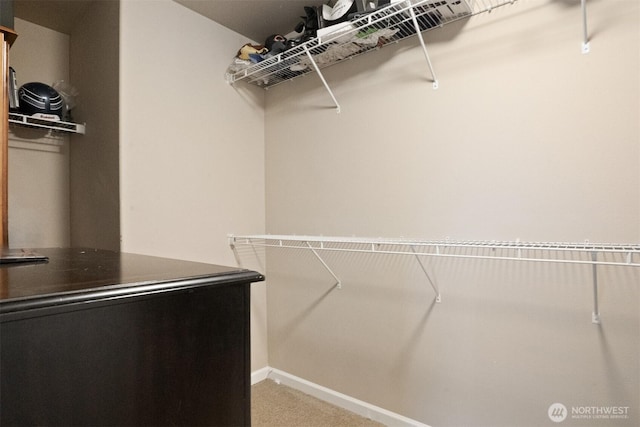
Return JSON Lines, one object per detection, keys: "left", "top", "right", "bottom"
{"left": 226, "top": 0, "right": 591, "bottom": 112}
{"left": 226, "top": 0, "right": 517, "bottom": 90}
{"left": 229, "top": 234, "right": 640, "bottom": 324}
{"left": 230, "top": 234, "right": 640, "bottom": 267}
{"left": 9, "top": 112, "right": 86, "bottom": 135}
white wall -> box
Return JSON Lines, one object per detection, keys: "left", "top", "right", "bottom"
{"left": 261, "top": 1, "right": 639, "bottom": 426}
{"left": 8, "top": 18, "right": 70, "bottom": 249}
{"left": 119, "top": 0, "right": 268, "bottom": 371}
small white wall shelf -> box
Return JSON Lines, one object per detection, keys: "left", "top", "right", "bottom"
{"left": 9, "top": 112, "right": 86, "bottom": 135}
{"left": 229, "top": 234, "right": 640, "bottom": 324}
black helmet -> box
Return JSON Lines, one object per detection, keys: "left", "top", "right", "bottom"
{"left": 18, "top": 82, "right": 64, "bottom": 120}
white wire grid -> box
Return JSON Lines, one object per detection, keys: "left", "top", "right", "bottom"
{"left": 229, "top": 235, "right": 640, "bottom": 268}
{"left": 226, "top": 0, "right": 518, "bottom": 88}
{"left": 229, "top": 234, "right": 638, "bottom": 323}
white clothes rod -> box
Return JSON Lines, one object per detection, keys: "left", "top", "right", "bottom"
{"left": 229, "top": 234, "right": 640, "bottom": 324}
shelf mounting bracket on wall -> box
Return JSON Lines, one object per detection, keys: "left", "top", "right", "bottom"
{"left": 306, "top": 241, "right": 342, "bottom": 289}
{"left": 304, "top": 45, "right": 342, "bottom": 113}
{"left": 581, "top": 0, "right": 590, "bottom": 53}
{"left": 408, "top": 6, "right": 439, "bottom": 89}
{"left": 410, "top": 246, "right": 441, "bottom": 302}
{"left": 591, "top": 251, "right": 600, "bottom": 324}
{"left": 229, "top": 235, "right": 640, "bottom": 323}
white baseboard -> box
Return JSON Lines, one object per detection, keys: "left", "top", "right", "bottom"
{"left": 251, "top": 366, "right": 271, "bottom": 385}
{"left": 251, "top": 366, "right": 431, "bottom": 427}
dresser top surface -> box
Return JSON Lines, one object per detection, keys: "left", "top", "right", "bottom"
{"left": 0, "top": 247, "right": 263, "bottom": 306}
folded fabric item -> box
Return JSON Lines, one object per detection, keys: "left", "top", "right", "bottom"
{"left": 226, "top": 25, "right": 400, "bottom": 83}
{"left": 291, "top": 27, "right": 399, "bottom": 71}
{"left": 355, "top": 27, "right": 399, "bottom": 46}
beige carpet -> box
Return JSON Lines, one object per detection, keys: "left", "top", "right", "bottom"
{"left": 251, "top": 379, "right": 386, "bottom": 427}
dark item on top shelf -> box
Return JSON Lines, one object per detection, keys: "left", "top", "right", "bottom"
{"left": 291, "top": 1, "right": 357, "bottom": 45}
{"left": 348, "top": 0, "right": 392, "bottom": 19}
{"left": 298, "top": 6, "right": 321, "bottom": 40}
{"left": 18, "top": 82, "right": 64, "bottom": 121}
{"left": 280, "top": 10, "right": 319, "bottom": 50}
{"left": 320, "top": 0, "right": 359, "bottom": 28}
{"left": 285, "top": 38, "right": 302, "bottom": 49}
{"left": 264, "top": 34, "right": 288, "bottom": 56}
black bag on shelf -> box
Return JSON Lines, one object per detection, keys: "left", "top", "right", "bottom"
{"left": 319, "top": 0, "right": 359, "bottom": 28}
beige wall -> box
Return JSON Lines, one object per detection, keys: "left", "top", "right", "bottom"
{"left": 262, "top": 1, "right": 639, "bottom": 426}
{"left": 8, "top": 18, "right": 71, "bottom": 248}
{"left": 69, "top": 0, "right": 120, "bottom": 251}
{"left": 8, "top": 0, "right": 639, "bottom": 423}
{"left": 119, "top": 0, "right": 268, "bottom": 370}
{"left": 9, "top": 2, "right": 120, "bottom": 252}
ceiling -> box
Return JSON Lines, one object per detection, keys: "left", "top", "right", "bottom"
{"left": 12, "top": 0, "right": 328, "bottom": 44}
{"left": 13, "top": 0, "right": 92, "bottom": 35}
{"left": 174, "top": 0, "right": 327, "bottom": 43}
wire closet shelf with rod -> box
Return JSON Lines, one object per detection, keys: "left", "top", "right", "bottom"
{"left": 229, "top": 234, "right": 640, "bottom": 325}
{"left": 224, "top": 0, "right": 591, "bottom": 112}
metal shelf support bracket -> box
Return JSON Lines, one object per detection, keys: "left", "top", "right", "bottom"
{"left": 229, "top": 236, "right": 243, "bottom": 268}
{"left": 304, "top": 45, "right": 342, "bottom": 113}
{"left": 228, "top": 235, "right": 640, "bottom": 323}
{"left": 411, "top": 246, "right": 441, "bottom": 302}
{"left": 409, "top": 6, "right": 439, "bottom": 89}
{"left": 581, "top": 0, "right": 590, "bottom": 53}
{"left": 591, "top": 252, "right": 600, "bottom": 324}
{"left": 306, "top": 241, "right": 342, "bottom": 289}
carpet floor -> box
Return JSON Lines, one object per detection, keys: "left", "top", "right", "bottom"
{"left": 251, "top": 379, "right": 386, "bottom": 427}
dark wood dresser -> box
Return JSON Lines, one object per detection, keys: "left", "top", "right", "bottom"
{"left": 0, "top": 248, "right": 264, "bottom": 426}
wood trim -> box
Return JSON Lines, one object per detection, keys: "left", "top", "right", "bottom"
{"left": 0, "top": 26, "right": 15, "bottom": 247}
{"left": 0, "top": 26, "right": 17, "bottom": 47}
{"left": 1, "top": 31, "right": 8, "bottom": 246}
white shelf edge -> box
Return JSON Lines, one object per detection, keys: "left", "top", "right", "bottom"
{"left": 229, "top": 233, "right": 638, "bottom": 323}
{"left": 226, "top": 0, "right": 517, "bottom": 89}
{"left": 229, "top": 234, "right": 640, "bottom": 262}
{"left": 9, "top": 112, "right": 86, "bottom": 135}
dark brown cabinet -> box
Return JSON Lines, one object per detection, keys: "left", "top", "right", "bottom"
{"left": 0, "top": 248, "right": 264, "bottom": 426}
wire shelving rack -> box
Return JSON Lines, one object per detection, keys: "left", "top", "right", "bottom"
{"left": 229, "top": 234, "right": 640, "bottom": 324}
{"left": 225, "top": 0, "right": 590, "bottom": 112}
{"left": 9, "top": 112, "right": 86, "bottom": 134}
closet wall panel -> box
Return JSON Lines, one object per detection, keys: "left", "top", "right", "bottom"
{"left": 263, "top": 1, "right": 640, "bottom": 426}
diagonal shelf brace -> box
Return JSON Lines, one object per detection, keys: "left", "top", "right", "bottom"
{"left": 409, "top": 6, "right": 439, "bottom": 89}
{"left": 229, "top": 236, "right": 243, "bottom": 268}
{"left": 581, "top": 0, "right": 590, "bottom": 53}
{"left": 304, "top": 45, "right": 342, "bottom": 113}
{"left": 411, "top": 246, "right": 441, "bottom": 302}
{"left": 591, "top": 252, "right": 600, "bottom": 324}
{"left": 306, "top": 241, "right": 342, "bottom": 289}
